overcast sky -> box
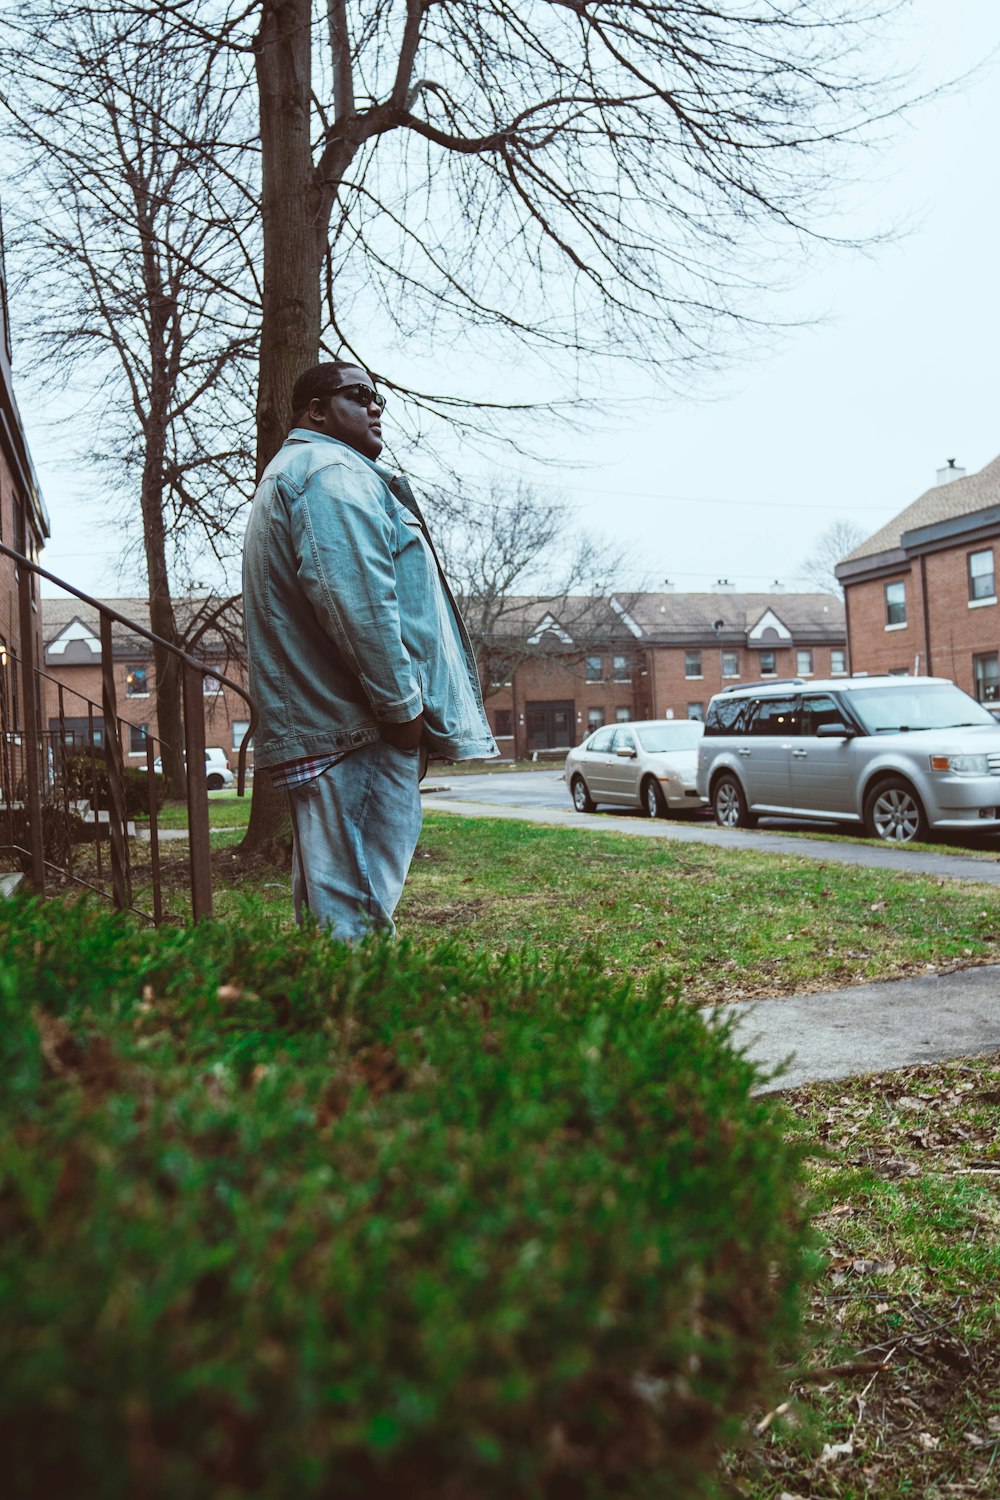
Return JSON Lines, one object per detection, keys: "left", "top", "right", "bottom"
{"left": 21, "top": 0, "right": 1000, "bottom": 601}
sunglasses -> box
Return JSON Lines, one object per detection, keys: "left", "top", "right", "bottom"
{"left": 326, "top": 382, "right": 387, "bottom": 412}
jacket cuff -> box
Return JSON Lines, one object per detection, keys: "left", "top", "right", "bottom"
{"left": 373, "top": 687, "right": 423, "bottom": 723}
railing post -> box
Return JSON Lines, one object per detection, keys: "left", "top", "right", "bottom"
{"left": 17, "top": 559, "right": 45, "bottom": 893}
{"left": 183, "top": 661, "right": 212, "bottom": 920}
{"left": 100, "top": 616, "right": 131, "bottom": 912}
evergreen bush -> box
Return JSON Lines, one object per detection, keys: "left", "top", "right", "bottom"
{"left": 0, "top": 897, "right": 812, "bottom": 1499}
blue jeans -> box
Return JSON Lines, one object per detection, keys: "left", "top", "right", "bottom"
{"left": 286, "top": 740, "right": 423, "bottom": 940}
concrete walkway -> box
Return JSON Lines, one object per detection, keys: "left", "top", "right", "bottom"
{"left": 713, "top": 965, "right": 1000, "bottom": 1093}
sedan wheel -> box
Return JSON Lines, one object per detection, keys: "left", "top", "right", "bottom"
{"left": 206, "top": 773, "right": 225, "bottom": 791}
{"left": 642, "top": 776, "right": 667, "bottom": 819}
{"left": 571, "top": 775, "right": 595, "bottom": 813}
{"left": 863, "top": 778, "right": 926, "bottom": 843}
{"left": 713, "top": 772, "right": 756, "bottom": 829}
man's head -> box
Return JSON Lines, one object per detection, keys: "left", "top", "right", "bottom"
{"left": 291, "top": 361, "right": 385, "bottom": 459}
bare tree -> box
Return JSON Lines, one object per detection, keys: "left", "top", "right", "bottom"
{"left": 798, "top": 518, "right": 868, "bottom": 596}
{"left": 2, "top": 0, "right": 914, "bottom": 849}
{"left": 1, "top": 5, "right": 258, "bottom": 790}
{"left": 429, "top": 479, "right": 636, "bottom": 700}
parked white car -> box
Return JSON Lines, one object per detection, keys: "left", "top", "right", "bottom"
{"left": 565, "top": 719, "right": 705, "bottom": 817}
{"left": 153, "top": 746, "right": 235, "bottom": 790}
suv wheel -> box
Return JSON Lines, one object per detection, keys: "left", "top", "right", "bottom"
{"left": 642, "top": 776, "right": 667, "bottom": 819}
{"left": 206, "top": 773, "right": 225, "bottom": 791}
{"left": 863, "top": 777, "right": 927, "bottom": 844}
{"left": 713, "top": 772, "right": 757, "bottom": 829}
{"left": 571, "top": 775, "right": 595, "bottom": 813}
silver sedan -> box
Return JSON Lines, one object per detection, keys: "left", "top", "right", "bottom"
{"left": 565, "top": 719, "right": 706, "bottom": 817}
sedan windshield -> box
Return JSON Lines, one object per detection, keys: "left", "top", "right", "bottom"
{"left": 847, "top": 683, "right": 996, "bottom": 734}
{"left": 636, "top": 722, "right": 704, "bottom": 752}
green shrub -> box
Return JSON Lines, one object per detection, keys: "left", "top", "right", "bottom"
{"left": 54, "top": 750, "right": 168, "bottom": 820}
{"left": 0, "top": 898, "right": 812, "bottom": 1500}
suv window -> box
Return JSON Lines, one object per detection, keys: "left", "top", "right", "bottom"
{"left": 705, "top": 695, "right": 750, "bottom": 734}
{"left": 799, "top": 694, "right": 844, "bottom": 735}
{"left": 588, "top": 727, "right": 615, "bottom": 752}
{"left": 748, "top": 696, "right": 799, "bottom": 735}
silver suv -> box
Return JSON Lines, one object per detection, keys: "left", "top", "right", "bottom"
{"left": 697, "top": 675, "right": 1000, "bottom": 843}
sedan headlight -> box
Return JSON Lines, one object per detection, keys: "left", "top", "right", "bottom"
{"left": 929, "top": 753, "right": 989, "bottom": 775}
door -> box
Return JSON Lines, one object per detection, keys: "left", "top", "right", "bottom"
{"left": 581, "top": 724, "right": 617, "bottom": 795}
{"left": 525, "top": 700, "right": 575, "bottom": 751}
{"left": 603, "top": 726, "right": 641, "bottom": 802}
{"left": 742, "top": 694, "right": 799, "bottom": 809}
{"left": 787, "top": 693, "right": 858, "bottom": 818}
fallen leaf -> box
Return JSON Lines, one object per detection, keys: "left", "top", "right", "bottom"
{"left": 819, "top": 1440, "right": 854, "bottom": 1464}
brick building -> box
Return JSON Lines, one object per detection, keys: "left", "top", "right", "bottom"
{"left": 483, "top": 590, "right": 847, "bottom": 756}
{"left": 40, "top": 596, "right": 253, "bottom": 770}
{"left": 0, "top": 240, "right": 49, "bottom": 706}
{"left": 836, "top": 455, "right": 1000, "bottom": 702}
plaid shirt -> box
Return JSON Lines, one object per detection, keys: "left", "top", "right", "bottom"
{"left": 270, "top": 750, "right": 353, "bottom": 792}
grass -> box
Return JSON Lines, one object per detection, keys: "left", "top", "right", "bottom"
{"left": 724, "top": 1055, "right": 1000, "bottom": 1498}
{"left": 399, "top": 814, "right": 1000, "bottom": 1000}
{"left": 110, "top": 810, "right": 1000, "bottom": 998}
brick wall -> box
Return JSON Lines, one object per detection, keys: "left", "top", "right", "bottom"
{"left": 845, "top": 535, "right": 1000, "bottom": 697}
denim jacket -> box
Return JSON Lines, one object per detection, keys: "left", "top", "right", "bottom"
{"left": 243, "top": 430, "right": 498, "bottom": 767}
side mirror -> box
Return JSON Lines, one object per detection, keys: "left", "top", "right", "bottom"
{"left": 816, "top": 722, "right": 853, "bottom": 739}
{"left": 616, "top": 745, "right": 637, "bottom": 758}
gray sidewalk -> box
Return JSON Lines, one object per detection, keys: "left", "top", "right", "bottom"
{"left": 712, "top": 964, "right": 1000, "bottom": 1092}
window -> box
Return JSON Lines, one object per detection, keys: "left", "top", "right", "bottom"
{"left": 684, "top": 650, "right": 702, "bottom": 678}
{"left": 125, "top": 665, "right": 149, "bottom": 697}
{"left": 588, "top": 726, "right": 615, "bottom": 752}
{"left": 611, "top": 728, "right": 636, "bottom": 754}
{"left": 231, "top": 719, "right": 254, "bottom": 753}
{"left": 612, "top": 654, "right": 630, "bottom": 681}
{"left": 796, "top": 649, "right": 813, "bottom": 676}
{"left": 968, "top": 549, "right": 995, "bottom": 602}
{"left": 721, "top": 651, "right": 739, "bottom": 678}
{"left": 885, "top": 580, "right": 906, "bottom": 626}
{"left": 614, "top": 706, "right": 632, "bottom": 722}
{"left": 489, "top": 659, "right": 512, "bottom": 688}
{"left": 749, "top": 695, "right": 799, "bottom": 735}
{"left": 830, "top": 649, "right": 847, "bottom": 675}
{"left": 587, "top": 706, "right": 605, "bottom": 731}
{"left": 493, "top": 709, "right": 513, "bottom": 737}
{"left": 687, "top": 702, "right": 704, "bottom": 721}
{"left": 799, "top": 695, "right": 843, "bottom": 735}
{"left": 585, "top": 655, "right": 602, "bottom": 683}
{"left": 758, "top": 650, "right": 776, "bottom": 676}
{"left": 128, "top": 723, "right": 150, "bottom": 755}
{"left": 973, "top": 653, "right": 1000, "bottom": 703}
{"left": 203, "top": 665, "right": 223, "bottom": 695}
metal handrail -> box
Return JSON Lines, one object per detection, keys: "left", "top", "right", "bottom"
{"left": 0, "top": 541, "right": 258, "bottom": 921}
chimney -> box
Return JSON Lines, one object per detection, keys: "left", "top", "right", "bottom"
{"left": 713, "top": 578, "right": 735, "bottom": 592}
{"left": 770, "top": 579, "right": 785, "bottom": 592}
{"left": 936, "top": 458, "right": 966, "bottom": 486}
{"left": 661, "top": 578, "right": 675, "bottom": 592}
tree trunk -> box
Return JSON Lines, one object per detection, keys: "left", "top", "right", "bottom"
{"left": 252, "top": 0, "right": 323, "bottom": 478}
{"left": 140, "top": 427, "right": 186, "bottom": 799}
{"left": 241, "top": 0, "right": 323, "bottom": 853}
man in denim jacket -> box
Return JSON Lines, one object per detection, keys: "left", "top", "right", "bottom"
{"left": 243, "top": 360, "right": 497, "bottom": 939}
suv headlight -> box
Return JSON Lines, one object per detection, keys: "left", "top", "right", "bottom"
{"left": 929, "top": 753, "right": 989, "bottom": 775}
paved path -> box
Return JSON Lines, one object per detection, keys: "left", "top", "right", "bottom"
{"left": 712, "top": 966, "right": 1000, "bottom": 1093}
